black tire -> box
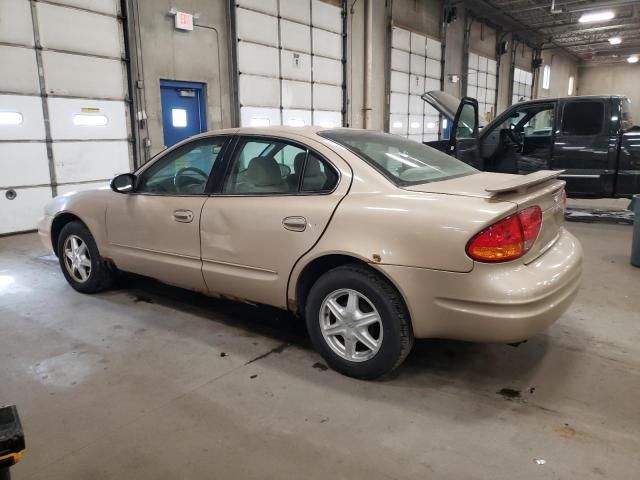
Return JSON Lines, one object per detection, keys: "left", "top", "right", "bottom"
{"left": 305, "top": 264, "right": 414, "bottom": 380}
{"left": 56, "top": 221, "right": 115, "bottom": 293}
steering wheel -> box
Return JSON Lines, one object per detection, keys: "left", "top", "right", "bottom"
{"left": 505, "top": 128, "right": 524, "bottom": 148}
{"left": 173, "top": 167, "right": 209, "bottom": 192}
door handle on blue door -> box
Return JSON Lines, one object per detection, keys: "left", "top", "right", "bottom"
{"left": 173, "top": 210, "right": 194, "bottom": 223}
{"left": 282, "top": 216, "right": 307, "bottom": 232}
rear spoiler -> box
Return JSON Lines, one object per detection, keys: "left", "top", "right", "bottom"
{"left": 485, "top": 170, "right": 565, "bottom": 195}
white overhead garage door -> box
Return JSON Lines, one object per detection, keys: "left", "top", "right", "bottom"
{"left": 467, "top": 52, "right": 497, "bottom": 123}
{"left": 235, "top": 0, "right": 344, "bottom": 129}
{"left": 389, "top": 26, "right": 443, "bottom": 143}
{"left": 0, "top": 0, "right": 131, "bottom": 235}
{"left": 513, "top": 67, "right": 533, "bottom": 104}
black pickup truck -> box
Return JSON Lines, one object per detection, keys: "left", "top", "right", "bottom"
{"left": 423, "top": 91, "right": 640, "bottom": 197}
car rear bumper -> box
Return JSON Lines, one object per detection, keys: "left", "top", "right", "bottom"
{"left": 376, "top": 228, "right": 583, "bottom": 343}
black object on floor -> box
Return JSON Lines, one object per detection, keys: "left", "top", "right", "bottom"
{"left": 0, "top": 406, "right": 25, "bottom": 470}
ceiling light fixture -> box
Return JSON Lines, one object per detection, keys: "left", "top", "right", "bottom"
{"left": 608, "top": 36, "right": 622, "bottom": 45}
{"left": 628, "top": 55, "right": 639, "bottom": 64}
{"left": 578, "top": 10, "right": 615, "bottom": 23}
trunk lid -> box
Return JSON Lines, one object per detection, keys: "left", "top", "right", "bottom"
{"left": 403, "top": 171, "right": 567, "bottom": 263}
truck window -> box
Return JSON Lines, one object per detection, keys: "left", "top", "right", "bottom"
{"left": 621, "top": 98, "right": 634, "bottom": 131}
{"left": 562, "top": 101, "right": 604, "bottom": 135}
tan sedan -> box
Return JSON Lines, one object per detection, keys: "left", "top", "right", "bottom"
{"left": 38, "top": 126, "right": 582, "bottom": 379}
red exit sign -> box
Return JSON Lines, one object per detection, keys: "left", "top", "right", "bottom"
{"left": 175, "top": 11, "right": 194, "bottom": 31}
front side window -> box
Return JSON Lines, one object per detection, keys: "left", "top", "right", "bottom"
{"left": 223, "top": 138, "right": 339, "bottom": 194}
{"left": 136, "top": 137, "right": 226, "bottom": 194}
{"left": 320, "top": 129, "right": 477, "bottom": 186}
{"left": 456, "top": 102, "right": 477, "bottom": 139}
{"left": 562, "top": 101, "right": 604, "bottom": 136}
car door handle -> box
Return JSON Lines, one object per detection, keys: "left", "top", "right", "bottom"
{"left": 173, "top": 210, "right": 194, "bottom": 223}
{"left": 282, "top": 216, "right": 307, "bottom": 232}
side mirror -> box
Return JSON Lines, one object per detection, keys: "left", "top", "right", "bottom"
{"left": 110, "top": 173, "right": 136, "bottom": 193}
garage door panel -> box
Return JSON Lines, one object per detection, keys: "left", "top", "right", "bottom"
{"left": 236, "top": 0, "right": 277, "bottom": 15}
{"left": 36, "top": 3, "right": 121, "bottom": 58}
{"left": 392, "top": 28, "right": 410, "bottom": 51}
{"left": 42, "top": 51, "right": 125, "bottom": 99}
{"left": 0, "top": 187, "right": 51, "bottom": 234}
{"left": 0, "top": 0, "right": 34, "bottom": 47}
{"left": 389, "top": 114, "right": 407, "bottom": 135}
{"left": 390, "top": 92, "right": 408, "bottom": 115}
{"left": 312, "top": 28, "right": 341, "bottom": 60}
{"left": 426, "top": 39, "right": 441, "bottom": 60}
{"left": 237, "top": 42, "right": 279, "bottom": 77}
{"left": 391, "top": 71, "right": 409, "bottom": 94}
{"left": 236, "top": 8, "right": 278, "bottom": 47}
{"left": 409, "top": 75, "right": 425, "bottom": 95}
{"left": 47, "top": 98, "right": 127, "bottom": 140}
{"left": 282, "top": 109, "right": 312, "bottom": 127}
{"left": 280, "top": 20, "right": 311, "bottom": 53}
{"left": 53, "top": 141, "right": 129, "bottom": 183}
{"left": 280, "top": 0, "right": 310, "bottom": 23}
{"left": 51, "top": 0, "right": 119, "bottom": 15}
{"left": 282, "top": 80, "right": 311, "bottom": 109}
{"left": 410, "top": 33, "right": 426, "bottom": 55}
{"left": 312, "top": 110, "right": 341, "bottom": 128}
{"left": 0, "top": 95, "right": 45, "bottom": 140}
{"left": 426, "top": 58, "right": 441, "bottom": 79}
{"left": 312, "top": 0, "right": 341, "bottom": 33}
{"left": 281, "top": 50, "right": 311, "bottom": 82}
{"left": 391, "top": 49, "right": 410, "bottom": 73}
{"left": 0, "top": 46, "right": 39, "bottom": 94}
{"left": 240, "top": 106, "right": 280, "bottom": 127}
{"left": 409, "top": 95, "right": 423, "bottom": 115}
{"left": 239, "top": 75, "right": 280, "bottom": 107}
{"left": 0, "top": 143, "right": 49, "bottom": 188}
{"left": 410, "top": 54, "right": 425, "bottom": 76}
{"left": 312, "top": 56, "right": 341, "bottom": 85}
{"left": 313, "top": 84, "right": 341, "bottom": 111}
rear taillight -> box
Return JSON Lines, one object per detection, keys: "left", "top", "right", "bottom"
{"left": 466, "top": 206, "right": 542, "bottom": 263}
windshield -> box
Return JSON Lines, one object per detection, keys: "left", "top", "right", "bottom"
{"left": 319, "top": 129, "right": 477, "bottom": 186}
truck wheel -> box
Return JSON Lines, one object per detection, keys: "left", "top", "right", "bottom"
{"left": 57, "top": 221, "right": 115, "bottom": 293}
{"left": 305, "top": 264, "right": 414, "bottom": 379}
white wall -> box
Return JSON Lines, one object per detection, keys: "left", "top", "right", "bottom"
{"left": 578, "top": 63, "right": 640, "bottom": 121}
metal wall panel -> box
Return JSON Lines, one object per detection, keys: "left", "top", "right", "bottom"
{"left": 0, "top": 143, "right": 49, "bottom": 188}
{"left": 42, "top": 51, "right": 125, "bottom": 99}
{"left": 47, "top": 98, "right": 127, "bottom": 140}
{"left": 0, "top": 187, "right": 51, "bottom": 235}
{"left": 0, "top": 0, "right": 34, "bottom": 47}
{"left": 0, "top": 46, "right": 40, "bottom": 94}
{"left": 0, "top": 95, "right": 46, "bottom": 140}
{"left": 53, "top": 141, "right": 129, "bottom": 183}
{"left": 36, "top": 3, "right": 122, "bottom": 58}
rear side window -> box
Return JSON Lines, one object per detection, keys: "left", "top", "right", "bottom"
{"left": 562, "top": 101, "right": 604, "bottom": 135}
{"left": 301, "top": 153, "right": 339, "bottom": 192}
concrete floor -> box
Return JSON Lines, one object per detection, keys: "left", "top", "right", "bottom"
{"left": 1, "top": 223, "right": 639, "bottom": 480}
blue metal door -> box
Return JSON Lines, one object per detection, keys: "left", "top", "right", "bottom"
{"left": 160, "top": 80, "right": 207, "bottom": 148}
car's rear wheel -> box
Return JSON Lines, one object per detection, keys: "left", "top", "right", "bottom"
{"left": 57, "top": 221, "right": 114, "bottom": 293}
{"left": 305, "top": 264, "right": 414, "bottom": 379}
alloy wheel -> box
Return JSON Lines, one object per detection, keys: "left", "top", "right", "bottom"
{"left": 319, "top": 288, "right": 383, "bottom": 362}
{"left": 63, "top": 235, "right": 92, "bottom": 283}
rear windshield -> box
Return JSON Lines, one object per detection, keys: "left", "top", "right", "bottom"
{"left": 319, "top": 129, "right": 477, "bottom": 186}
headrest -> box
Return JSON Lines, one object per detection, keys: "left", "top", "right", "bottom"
{"left": 304, "top": 156, "right": 324, "bottom": 176}
{"left": 294, "top": 152, "right": 306, "bottom": 173}
{"left": 246, "top": 156, "right": 282, "bottom": 186}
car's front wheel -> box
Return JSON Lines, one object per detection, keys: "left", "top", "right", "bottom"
{"left": 57, "top": 221, "right": 114, "bottom": 293}
{"left": 305, "top": 264, "right": 414, "bottom": 379}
